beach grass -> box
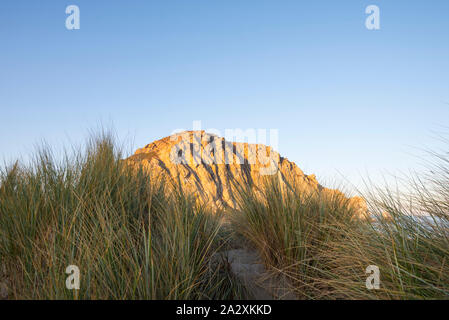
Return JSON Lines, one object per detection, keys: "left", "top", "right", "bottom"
{"left": 1, "top": 131, "right": 448, "bottom": 299}
{"left": 231, "top": 142, "right": 449, "bottom": 299}
{"left": 0, "top": 132, "right": 243, "bottom": 299}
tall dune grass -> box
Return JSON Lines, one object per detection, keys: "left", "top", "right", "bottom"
{"left": 232, "top": 144, "right": 449, "bottom": 299}
{"left": 231, "top": 175, "right": 360, "bottom": 299}
{"left": 1, "top": 131, "right": 448, "bottom": 300}
{"left": 0, "top": 133, "right": 242, "bottom": 299}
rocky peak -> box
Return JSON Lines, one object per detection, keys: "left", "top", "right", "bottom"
{"left": 127, "top": 131, "right": 367, "bottom": 216}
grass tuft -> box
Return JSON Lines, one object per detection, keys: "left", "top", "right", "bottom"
{"left": 0, "top": 132, "right": 242, "bottom": 299}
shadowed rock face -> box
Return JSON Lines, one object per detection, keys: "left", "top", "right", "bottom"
{"left": 126, "top": 131, "right": 367, "bottom": 216}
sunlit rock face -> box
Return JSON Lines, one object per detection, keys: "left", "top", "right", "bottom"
{"left": 126, "top": 131, "right": 367, "bottom": 215}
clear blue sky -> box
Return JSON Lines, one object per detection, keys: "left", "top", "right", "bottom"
{"left": 1, "top": 1, "right": 448, "bottom": 192}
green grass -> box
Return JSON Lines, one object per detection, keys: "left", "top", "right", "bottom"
{"left": 231, "top": 174, "right": 360, "bottom": 299}
{"left": 0, "top": 132, "right": 243, "bottom": 299}
{"left": 231, "top": 144, "right": 449, "bottom": 299}
{"left": 1, "top": 131, "right": 448, "bottom": 300}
